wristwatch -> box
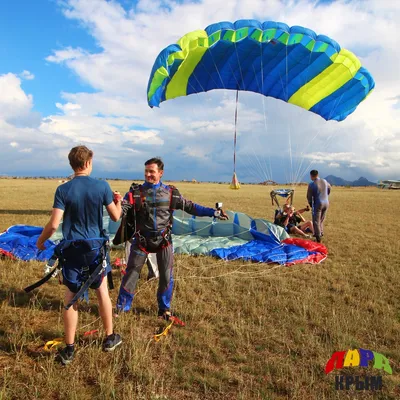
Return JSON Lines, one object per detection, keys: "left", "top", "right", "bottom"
{"left": 214, "top": 210, "right": 221, "bottom": 218}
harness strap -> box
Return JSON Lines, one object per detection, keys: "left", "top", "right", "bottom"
{"left": 64, "top": 260, "right": 106, "bottom": 310}
{"left": 24, "top": 255, "right": 59, "bottom": 293}
{"left": 107, "top": 271, "right": 114, "bottom": 290}
{"left": 169, "top": 186, "right": 180, "bottom": 211}
{"left": 25, "top": 239, "right": 110, "bottom": 296}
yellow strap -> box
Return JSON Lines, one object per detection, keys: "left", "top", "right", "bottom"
{"left": 153, "top": 321, "right": 174, "bottom": 342}
{"left": 44, "top": 338, "right": 64, "bottom": 352}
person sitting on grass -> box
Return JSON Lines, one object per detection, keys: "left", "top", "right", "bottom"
{"left": 275, "top": 204, "right": 313, "bottom": 238}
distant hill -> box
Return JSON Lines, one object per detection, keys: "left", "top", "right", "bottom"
{"left": 325, "top": 175, "right": 376, "bottom": 186}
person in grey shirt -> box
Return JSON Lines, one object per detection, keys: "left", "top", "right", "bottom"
{"left": 307, "top": 170, "right": 331, "bottom": 243}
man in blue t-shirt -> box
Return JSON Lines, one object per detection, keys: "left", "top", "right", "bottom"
{"left": 307, "top": 170, "right": 332, "bottom": 243}
{"left": 36, "top": 145, "right": 123, "bottom": 365}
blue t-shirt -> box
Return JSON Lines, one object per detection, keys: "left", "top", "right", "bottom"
{"left": 53, "top": 176, "right": 113, "bottom": 240}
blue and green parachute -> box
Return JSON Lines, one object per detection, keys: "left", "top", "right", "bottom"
{"left": 147, "top": 20, "right": 374, "bottom": 121}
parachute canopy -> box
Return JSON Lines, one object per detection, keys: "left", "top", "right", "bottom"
{"left": 147, "top": 20, "right": 374, "bottom": 121}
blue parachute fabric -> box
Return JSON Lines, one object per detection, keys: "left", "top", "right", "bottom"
{"left": 148, "top": 20, "right": 374, "bottom": 121}
{"left": 1, "top": 210, "right": 325, "bottom": 265}
{"left": 273, "top": 189, "right": 293, "bottom": 197}
{"left": 211, "top": 238, "right": 313, "bottom": 264}
{"left": 0, "top": 225, "right": 56, "bottom": 261}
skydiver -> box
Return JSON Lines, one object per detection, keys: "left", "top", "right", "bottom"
{"left": 275, "top": 204, "right": 313, "bottom": 237}
{"left": 114, "top": 157, "right": 228, "bottom": 320}
{"left": 307, "top": 170, "right": 331, "bottom": 242}
{"left": 36, "top": 146, "right": 122, "bottom": 365}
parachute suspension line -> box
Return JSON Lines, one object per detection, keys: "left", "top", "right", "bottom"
{"left": 223, "top": 53, "right": 268, "bottom": 183}
{"left": 209, "top": 49, "right": 264, "bottom": 185}
{"left": 260, "top": 43, "right": 273, "bottom": 181}
{"left": 233, "top": 90, "right": 238, "bottom": 174}
{"left": 252, "top": 58, "right": 273, "bottom": 182}
{"left": 291, "top": 52, "right": 315, "bottom": 185}
{"left": 288, "top": 123, "right": 294, "bottom": 184}
{"left": 295, "top": 92, "right": 346, "bottom": 183}
{"left": 230, "top": 90, "right": 240, "bottom": 189}
{"left": 278, "top": 72, "right": 295, "bottom": 185}
{"left": 208, "top": 48, "right": 227, "bottom": 90}
{"left": 233, "top": 38, "right": 245, "bottom": 91}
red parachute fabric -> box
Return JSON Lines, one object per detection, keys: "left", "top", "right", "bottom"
{"left": 282, "top": 238, "right": 328, "bottom": 265}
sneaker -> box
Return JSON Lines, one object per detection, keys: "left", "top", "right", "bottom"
{"left": 158, "top": 310, "right": 172, "bottom": 321}
{"left": 103, "top": 333, "right": 122, "bottom": 352}
{"left": 57, "top": 346, "right": 74, "bottom": 365}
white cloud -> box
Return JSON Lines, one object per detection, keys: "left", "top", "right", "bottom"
{"left": 20, "top": 70, "right": 35, "bottom": 80}
{"left": 0, "top": 0, "right": 399, "bottom": 181}
{"left": 0, "top": 73, "right": 41, "bottom": 131}
{"left": 46, "top": 47, "right": 88, "bottom": 63}
{"left": 0, "top": 74, "right": 33, "bottom": 120}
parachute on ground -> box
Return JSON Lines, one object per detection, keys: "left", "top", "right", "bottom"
{"left": 0, "top": 210, "right": 327, "bottom": 265}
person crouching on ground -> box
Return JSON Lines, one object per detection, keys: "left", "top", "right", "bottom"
{"left": 36, "top": 145, "right": 123, "bottom": 365}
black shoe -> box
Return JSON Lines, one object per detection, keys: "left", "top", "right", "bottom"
{"left": 58, "top": 346, "right": 74, "bottom": 365}
{"left": 158, "top": 310, "right": 172, "bottom": 321}
{"left": 315, "top": 236, "right": 321, "bottom": 243}
{"left": 103, "top": 333, "right": 122, "bottom": 352}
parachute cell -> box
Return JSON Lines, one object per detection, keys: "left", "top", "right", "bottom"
{"left": 147, "top": 20, "right": 374, "bottom": 121}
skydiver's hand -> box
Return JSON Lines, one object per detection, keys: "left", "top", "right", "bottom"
{"left": 217, "top": 209, "right": 229, "bottom": 220}
{"left": 113, "top": 191, "right": 122, "bottom": 204}
{"left": 36, "top": 239, "right": 46, "bottom": 251}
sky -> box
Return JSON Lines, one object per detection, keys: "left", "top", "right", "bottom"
{"left": 0, "top": 0, "right": 399, "bottom": 183}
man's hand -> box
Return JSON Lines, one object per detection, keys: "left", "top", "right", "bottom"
{"left": 217, "top": 209, "right": 229, "bottom": 220}
{"left": 113, "top": 191, "right": 122, "bottom": 204}
{"left": 36, "top": 239, "right": 46, "bottom": 251}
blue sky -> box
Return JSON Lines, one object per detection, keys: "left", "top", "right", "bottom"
{"left": 0, "top": 0, "right": 399, "bottom": 183}
{"left": 0, "top": 0, "right": 98, "bottom": 115}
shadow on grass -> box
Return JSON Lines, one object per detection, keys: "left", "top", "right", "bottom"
{"left": 0, "top": 209, "right": 51, "bottom": 216}
{"left": 0, "top": 287, "right": 63, "bottom": 311}
{"left": 1, "top": 286, "right": 118, "bottom": 317}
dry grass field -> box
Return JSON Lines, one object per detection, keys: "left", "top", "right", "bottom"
{"left": 0, "top": 178, "right": 399, "bottom": 399}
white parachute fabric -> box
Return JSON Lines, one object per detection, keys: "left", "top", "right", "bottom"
{"left": 50, "top": 209, "right": 288, "bottom": 256}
